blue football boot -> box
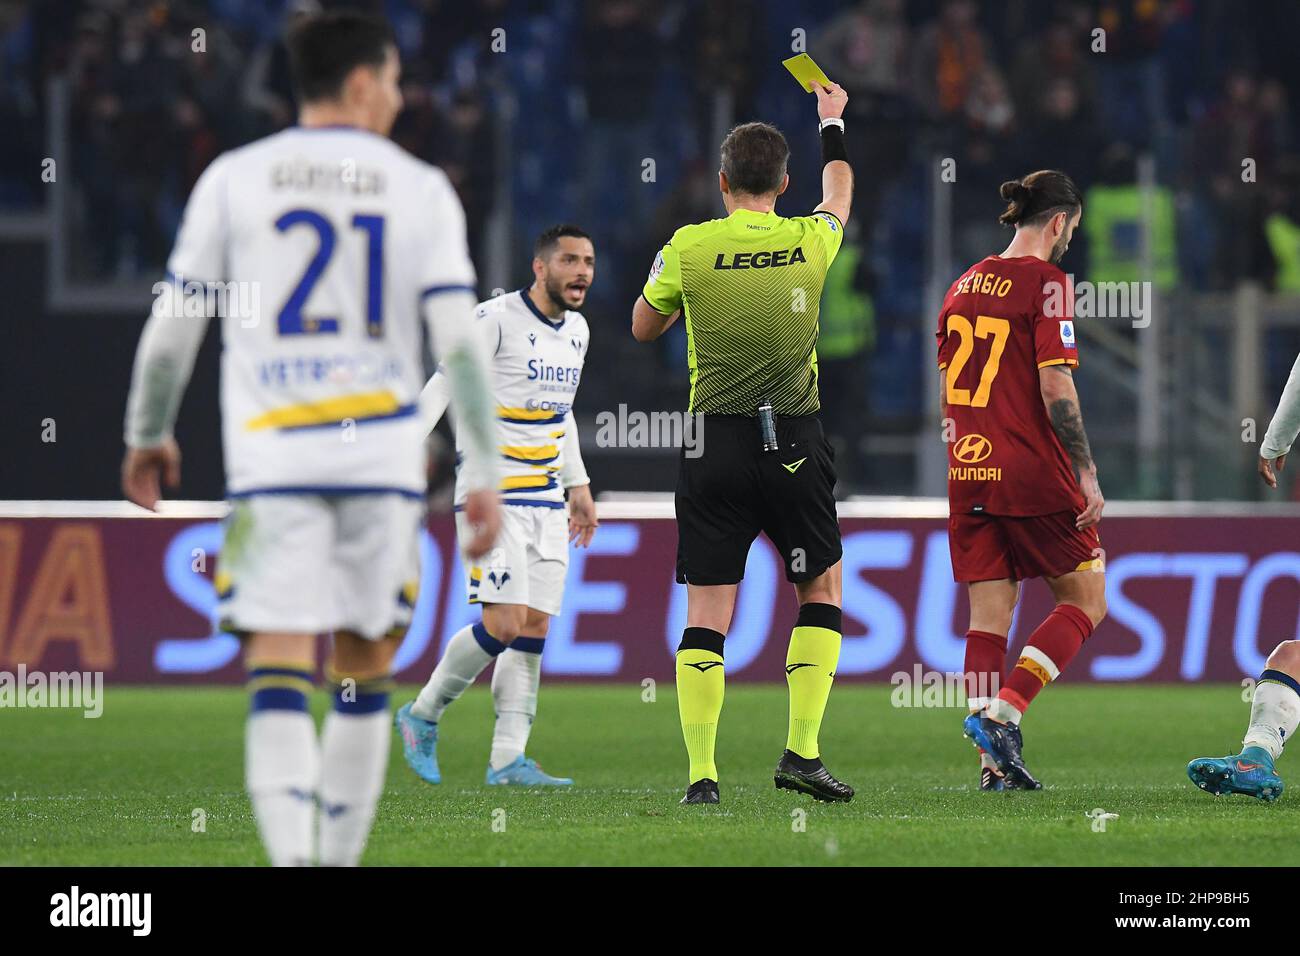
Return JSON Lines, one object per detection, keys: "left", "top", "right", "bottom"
{"left": 963, "top": 713, "right": 1042, "bottom": 790}
{"left": 485, "top": 755, "right": 574, "bottom": 786}
{"left": 395, "top": 701, "right": 441, "bottom": 785}
{"left": 1187, "top": 746, "right": 1283, "bottom": 802}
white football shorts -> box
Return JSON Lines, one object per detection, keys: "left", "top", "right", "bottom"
{"left": 215, "top": 493, "right": 425, "bottom": 641}
{"left": 456, "top": 503, "right": 569, "bottom": 616}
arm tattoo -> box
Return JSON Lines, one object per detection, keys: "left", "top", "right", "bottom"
{"left": 1048, "top": 397, "right": 1094, "bottom": 481}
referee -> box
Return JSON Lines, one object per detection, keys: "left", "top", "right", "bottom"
{"left": 632, "top": 82, "right": 854, "bottom": 804}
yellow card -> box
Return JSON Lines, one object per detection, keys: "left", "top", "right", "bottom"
{"left": 782, "top": 53, "right": 832, "bottom": 93}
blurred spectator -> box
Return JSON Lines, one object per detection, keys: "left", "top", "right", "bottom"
{"left": 579, "top": 0, "right": 663, "bottom": 302}
{"left": 911, "top": 0, "right": 988, "bottom": 124}
{"left": 690, "top": 0, "right": 759, "bottom": 133}
{"left": 816, "top": 0, "right": 913, "bottom": 223}
{"left": 1016, "top": 75, "right": 1102, "bottom": 187}
{"left": 1009, "top": 17, "right": 1096, "bottom": 129}
{"left": 952, "top": 66, "right": 1018, "bottom": 265}
{"left": 1093, "top": 0, "right": 1168, "bottom": 146}
{"left": 1191, "top": 69, "right": 1286, "bottom": 287}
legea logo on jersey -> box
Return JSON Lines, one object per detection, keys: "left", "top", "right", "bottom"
{"left": 953, "top": 433, "right": 993, "bottom": 464}
{"left": 712, "top": 247, "right": 807, "bottom": 270}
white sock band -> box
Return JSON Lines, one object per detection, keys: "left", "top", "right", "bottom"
{"left": 986, "top": 696, "right": 1024, "bottom": 726}
{"left": 1243, "top": 675, "right": 1300, "bottom": 761}
{"left": 246, "top": 709, "right": 319, "bottom": 867}
{"left": 490, "top": 640, "right": 543, "bottom": 771}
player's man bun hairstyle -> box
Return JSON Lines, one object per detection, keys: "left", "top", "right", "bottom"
{"left": 534, "top": 223, "right": 592, "bottom": 259}
{"left": 721, "top": 122, "right": 790, "bottom": 198}
{"left": 286, "top": 10, "right": 396, "bottom": 105}
{"left": 998, "top": 170, "right": 1082, "bottom": 227}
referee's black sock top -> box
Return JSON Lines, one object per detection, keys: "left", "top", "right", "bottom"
{"left": 796, "top": 602, "right": 842, "bottom": 633}
{"left": 678, "top": 626, "right": 725, "bottom": 657}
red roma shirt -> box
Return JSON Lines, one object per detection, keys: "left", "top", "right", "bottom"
{"left": 936, "top": 255, "right": 1085, "bottom": 516}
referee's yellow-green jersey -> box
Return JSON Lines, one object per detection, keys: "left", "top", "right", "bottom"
{"left": 642, "top": 207, "right": 845, "bottom": 416}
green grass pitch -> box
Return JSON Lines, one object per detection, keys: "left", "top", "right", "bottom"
{"left": 2, "top": 684, "right": 1293, "bottom": 866}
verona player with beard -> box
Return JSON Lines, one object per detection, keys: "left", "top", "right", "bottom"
{"left": 395, "top": 225, "right": 599, "bottom": 786}
{"left": 938, "top": 170, "right": 1107, "bottom": 790}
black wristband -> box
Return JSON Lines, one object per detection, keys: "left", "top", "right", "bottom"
{"left": 820, "top": 123, "right": 848, "bottom": 165}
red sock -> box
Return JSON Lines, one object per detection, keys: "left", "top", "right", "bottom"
{"left": 964, "top": 630, "right": 1008, "bottom": 712}
{"left": 998, "top": 604, "right": 1093, "bottom": 714}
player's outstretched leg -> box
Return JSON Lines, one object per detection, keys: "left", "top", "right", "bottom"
{"left": 774, "top": 602, "right": 853, "bottom": 803}
{"left": 1188, "top": 642, "right": 1299, "bottom": 801}
{"left": 676, "top": 626, "right": 726, "bottom": 804}
{"left": 245, "top": 649, "right": 319, "bottom": 866}
{"left": 485, "top": 635, "right": 573, "bottom": 786}
{"left": 398, "top": 620, "right": 508, "bottom": 783}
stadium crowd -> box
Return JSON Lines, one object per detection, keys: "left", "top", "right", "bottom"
{"left": 3, "top": 0, "right": 1300, "bottom": 489}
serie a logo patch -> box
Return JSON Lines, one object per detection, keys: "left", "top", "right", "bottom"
{"left": 1059, "top": 320, "right": 1076, "bottom": 346}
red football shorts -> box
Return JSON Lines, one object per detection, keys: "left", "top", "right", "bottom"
{"left": 948, "top": 510, "right": 1102, "bottom": 582}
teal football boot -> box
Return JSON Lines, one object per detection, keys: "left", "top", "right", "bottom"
{"left": 1187, "top": 746, "right": 1283, "bottom": 801}
{"left": 395, "top": 701, "right": 441, "bottom": 785}
{"left": 485, "top": 755, "right": 573, "bottom": 786}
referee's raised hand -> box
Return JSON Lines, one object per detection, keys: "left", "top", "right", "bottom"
{"left": 814, "top": 82, "right": 848, "bottom": 122}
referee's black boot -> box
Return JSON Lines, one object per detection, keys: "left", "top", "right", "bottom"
{"left": 680, "top": 778, "right": 720, "bottom": 805}
{"left": 773, "top": 750, "right": 854, "bottom": 803}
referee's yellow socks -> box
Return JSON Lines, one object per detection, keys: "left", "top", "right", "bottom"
{"left": 676, "top": 626, "right": 726, "bottom": 784}
{"left": 786, "top": 603, "right": 843, "bottom": 759}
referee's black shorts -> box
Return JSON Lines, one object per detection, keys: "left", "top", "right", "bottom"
{"left": 675, "top": 413, "right": 842, "bottom": 586}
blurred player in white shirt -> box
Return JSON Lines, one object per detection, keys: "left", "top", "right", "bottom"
{"left": 1186, "top": 355, "right": 1300, "bottom": 801}
{"left": 395, "top": 226, "right": 598, "bottom": 787}
{"left": 121, "top": 11, "right": 501, "bottom": 865}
